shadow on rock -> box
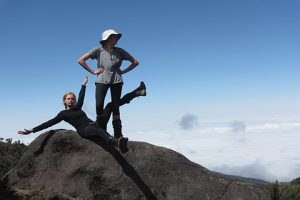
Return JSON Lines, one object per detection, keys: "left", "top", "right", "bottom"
{"left": 89, "top": 136, "right": 158, "bottom": 200}
{"left": 32, "top": 130, "right": 157, "bottom": 199}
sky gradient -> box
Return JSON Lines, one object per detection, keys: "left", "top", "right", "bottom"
{"left": 1, "top": 0, "right": 300, "bottom": 182}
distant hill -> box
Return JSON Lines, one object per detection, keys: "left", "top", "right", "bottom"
{"left": 214, "top": 172, "right": 270, "bottom": 186}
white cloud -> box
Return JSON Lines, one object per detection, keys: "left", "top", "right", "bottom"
{"left": 247, "top": 121, "right": 300, "bottom": 131}
{"left": 126, "top": 119, "right": 300, "bottom": 182}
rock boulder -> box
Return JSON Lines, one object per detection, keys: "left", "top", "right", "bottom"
{"left": 3, "top": 130, "right": 268, "bottom": 200}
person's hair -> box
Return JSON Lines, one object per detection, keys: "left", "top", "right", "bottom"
{"left": 63, "top": 92, "right": 76, "bottom": 109}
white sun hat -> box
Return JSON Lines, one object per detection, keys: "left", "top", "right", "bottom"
{"left": 100, "top": 29, "right": 122, "bottom": 44}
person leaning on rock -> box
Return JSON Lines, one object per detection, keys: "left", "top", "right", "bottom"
{"left": 18, "top": 76, "right": 146, "bottom": 153}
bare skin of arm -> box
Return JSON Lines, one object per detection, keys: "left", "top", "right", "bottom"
{"left": 78, "top": 53, "right": 104, "bottom": 75}
{"left": 119, "top": 56, "right": 139, "bottom": 75}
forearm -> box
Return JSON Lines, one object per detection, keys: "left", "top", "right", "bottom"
{"left": 121, "top": 57, "right": 139, "bottom": 74}
{"left": 32, "top": 117, "right": 62, "bottom": 133}
{"left": 122, "top": 62, "right": 139, "bottom": 74}
{"left": 32, "top": 123, "right": 52, "bottom": 133}
{"left": 78, "top": 53, "right": 95, "bottom": 75}
{"left": 78, "top": 61, "right": 95, "bottom": 75}
{"left": 77, "top": 85, "right": 86, "bottom": 108}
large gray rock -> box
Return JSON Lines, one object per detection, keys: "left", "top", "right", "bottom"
{"left": 3, "top": 130, "right": 268, "bottom": 200}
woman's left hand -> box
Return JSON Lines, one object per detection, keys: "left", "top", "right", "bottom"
{"left": 117, "top": 69, "right": 124, "bottom": 75}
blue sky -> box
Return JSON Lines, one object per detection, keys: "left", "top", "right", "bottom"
{"left": 1, "top": 0, "right": 300, "bottom": 182}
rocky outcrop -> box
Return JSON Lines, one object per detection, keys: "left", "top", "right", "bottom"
{"left": 3, "top": 130, "right": 268, "bottom": 200}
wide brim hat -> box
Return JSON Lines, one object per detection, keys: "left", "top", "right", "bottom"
{"left": 100, "top": 29, "right": 122, "bottom": 45}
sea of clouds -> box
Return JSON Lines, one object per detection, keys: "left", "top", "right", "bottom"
{"left": 126, "top": 114, "right": 300, "bottom": 182}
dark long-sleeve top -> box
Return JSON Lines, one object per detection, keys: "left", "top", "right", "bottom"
{"left": 32, "top": 85, "right": 93, "bottom": 133}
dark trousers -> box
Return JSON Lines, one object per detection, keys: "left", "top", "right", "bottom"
{"left": 103, "top": 91, "right": 136, "bottom": 123}
{"left": 95, "top": 82, "right": 123, "bottom": 118}
{"left": 78, "top": 124, "right": 114, "bottom": 143}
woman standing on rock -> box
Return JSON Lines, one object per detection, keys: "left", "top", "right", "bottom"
{"left": 78, "top": 29, "right": 139, "bottom": 138}
{"left": 18, "top": 77, "right": 146, "bottom": 153}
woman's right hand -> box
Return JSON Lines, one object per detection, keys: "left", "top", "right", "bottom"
{"left": 94, "top": 67, "right": 104, "bottom": 75}
{"left": 18, "top": 129, "right": 32, "bottom": 135}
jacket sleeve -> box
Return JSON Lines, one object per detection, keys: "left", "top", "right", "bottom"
{"left": 32, "top": 112, "right": 63, "bottom": 133}
{"left": 76, "top": 85, "right": 86, "bottom": 109}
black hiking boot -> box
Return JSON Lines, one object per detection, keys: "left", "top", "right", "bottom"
{"left": 121, "top": 81, "right": 147, "bottom": 104}
{"left": 135, "top": 81, "right": 146, "bottom": 96}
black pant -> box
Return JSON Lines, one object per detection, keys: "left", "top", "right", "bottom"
{"left": 95, "top": 82, "right": 123, "bottom": 118}
{"left": 100, "top": 88, "right": 137, "bottom": 127}
{"left": 78, "top": 124, "right": 114, "bottom": 143}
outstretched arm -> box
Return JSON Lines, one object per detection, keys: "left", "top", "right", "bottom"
{"left": 76, "top": 76, "right": 88, "bottom": 109}
{"left": 18, "top": 113, "right": 63, "bottom": 135}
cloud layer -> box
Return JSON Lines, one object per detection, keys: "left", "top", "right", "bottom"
{"left": 8, "top": 114, "right": 300, "bottom": 182}
{"left": 127, "top": 120, "right": 300, "bottom": 182}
